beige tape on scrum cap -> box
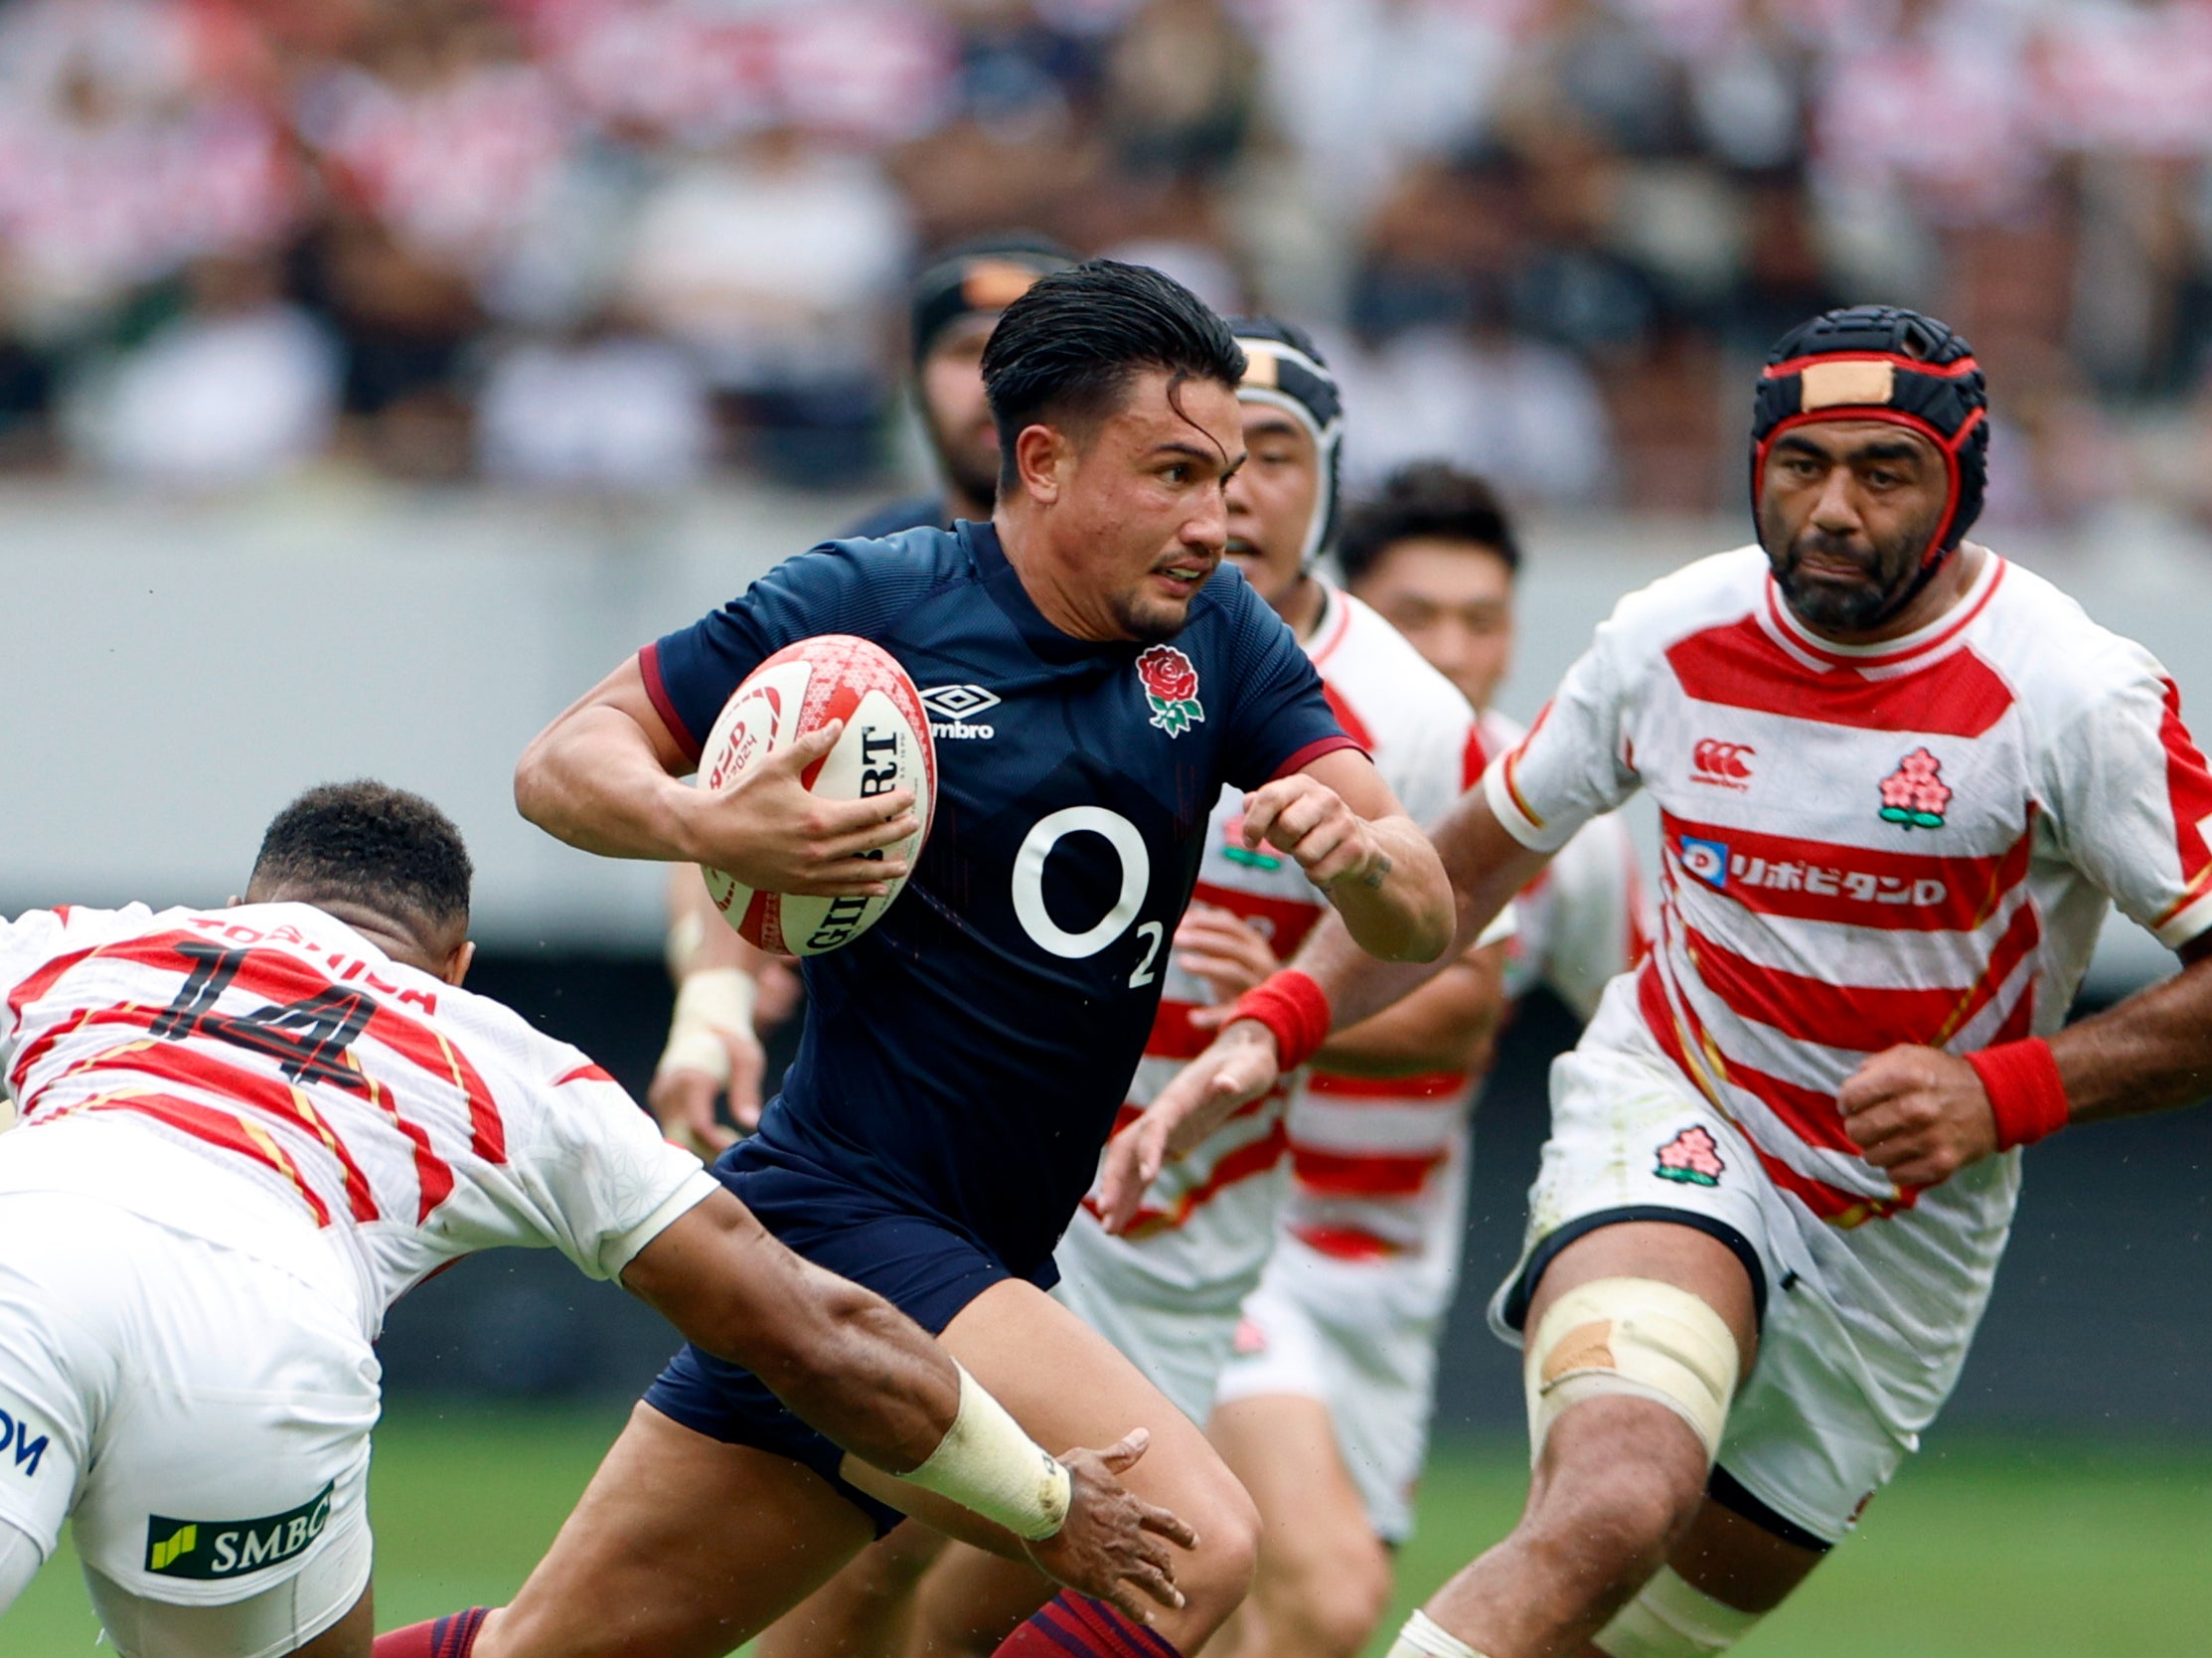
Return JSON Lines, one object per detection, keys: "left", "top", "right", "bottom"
{"left": 1594, "top": 1567, "right": 1763, "bottom": 1658}
{"left": 1525, "top": 1277, "right": 1740, "bottom": 1463}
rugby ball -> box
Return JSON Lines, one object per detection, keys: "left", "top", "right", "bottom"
{"left": 695, "top": 635, "right": 936, "bottom": 955}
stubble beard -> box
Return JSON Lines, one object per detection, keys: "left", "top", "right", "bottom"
{"left": 1764, "top": 505, "right": 1943, "bottom": 635}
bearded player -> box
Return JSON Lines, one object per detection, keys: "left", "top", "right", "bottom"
{"left": 651, "top": 235, "right": 1074, "bottom": 1159}
{"left": 1122, "top": 305, "right": 2212, "bottom": 1658}
{"left": 1204, "top": 465, "right": 1651, "bottom": 1658}
{"left": 885, "top": 324, "right": 1512, "bottom": 1657}
{"left": 0, "top": 783, "right": 1187, "bottom": 1658}
{"left": 420, "top": 261, "right": 1452, "bottom": 1658}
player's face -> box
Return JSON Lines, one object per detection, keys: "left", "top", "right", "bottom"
{"left": 919, "top": 318, "right": 1001, "bottom": 509}
{"left": 1055, "top": 370, "right": 1245, "bottom": 643}
{"left": 1758, "top": 418, "right": 1951, "bottom": 636}
{"left": 1223, "top": 405, "right": 1320, "bottom": 610}
{"left": 1349, "top": 538, "right": 1516, "bottom": 711}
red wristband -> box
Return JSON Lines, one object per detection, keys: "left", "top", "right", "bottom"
{"left": 1231, "top": 970, "right": 1333, "bottom": 1073}
{"left": 1965, "top": 1038, "right": 2069, "bottom": 1150}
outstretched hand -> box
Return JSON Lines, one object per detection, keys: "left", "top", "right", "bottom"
{"left": 1096, "top": 1021, "right": 1282, "bottom": 1235}
{"left": 1837, "top": 1044, "right": 1998, "bottom": 1189}
{"left": 1024, "top": 1429, "right": 1198, "bottom": 1624}
{"left": 683, "top": 720, "right": 920, "bottom": 898}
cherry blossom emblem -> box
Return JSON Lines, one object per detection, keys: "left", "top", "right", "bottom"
{"left": 1655, "top": 1125, "right": 1725, "bottom": 1188}
{"left": 1878, "top": 747, "right": 1952, "bottom": 831}
{"left": 1136, "top": 644, "right": 1204, "bottom": 738}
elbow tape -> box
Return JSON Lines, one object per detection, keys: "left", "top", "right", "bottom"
{"left": 1526, "top": 1277, "right": 1740, "bottom": 1464}
{"left": 895, "top": 1365, "right": 1072, "bottom": 1542}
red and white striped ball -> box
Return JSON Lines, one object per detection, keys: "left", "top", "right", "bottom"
{"left": 695, "top": 634, "right": 937, "bottom": 956}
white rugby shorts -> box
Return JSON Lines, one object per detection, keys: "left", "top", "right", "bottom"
{"left": 1489, "top": 1036, "right": 2012, "bottom": 1547}
{"left": 1213, "top": 1237, "right": 1443, "bottom": 1545}
{"left": 0, "top": 1187, "right": 378, "bottom": 1623}
{"left": 1051, "top": 1204, "right": 1253, "bottom": 1426}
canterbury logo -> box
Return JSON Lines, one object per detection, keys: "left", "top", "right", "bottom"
{"left": 1691, "top": 740, "right": 1755, "bottom": 789}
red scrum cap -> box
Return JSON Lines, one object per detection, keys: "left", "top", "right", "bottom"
{"left": 1751, "top": 305, "right": 1989, "bottom": 572}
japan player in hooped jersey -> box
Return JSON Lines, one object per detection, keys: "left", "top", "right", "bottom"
{"left": 491, "top": 262, "right": 1452, "bottom": 1658}
{"left": 1136, "top": 308, "right": 2212, "bottom": 1658}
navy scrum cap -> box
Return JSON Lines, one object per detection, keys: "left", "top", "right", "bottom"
{"left": 909, "top": 234, "right": 1076, "bottom": 366}
{"left": 1751, "top": 305, "right": 1989, "bottom": 569}
{"left": 1228, "top": 317, "right": 1345, "bottom": 566}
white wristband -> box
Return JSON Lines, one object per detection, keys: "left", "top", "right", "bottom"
{"left": 895, "top": 1365, "right": 1072, "bottom": 1542}
{"left": 655, "top": 967, "right": 758, "bottom": 1086}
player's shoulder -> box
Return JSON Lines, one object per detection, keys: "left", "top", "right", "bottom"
{"left": 838, "top": 492, "right": 947, "bottom": 541}
{"left": 1593, "top": 546, "right": 1770, "bottom": 663}
{"left": 1975, "top": 551, "right": 2175, "bottom": 731}
{"left": 1324, "top": 587, "right": 1476, "bottom": 729}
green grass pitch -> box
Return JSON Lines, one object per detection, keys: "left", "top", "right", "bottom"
{"left": 9, "top": 1403, "right": 2210, "bottom": 1656}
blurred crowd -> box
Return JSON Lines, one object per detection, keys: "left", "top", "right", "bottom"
{"left": 8, "top": 0, "right": 2212, "bottom": 525}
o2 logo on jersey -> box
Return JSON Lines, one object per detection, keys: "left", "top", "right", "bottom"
{"left": 1691, "top": 739, "right": 1755, "bottom": 790}
{"left": 1678, "top": 835, "right": 1730, "bottom": 889}
{"left": 1011, "top": 807, "right": 1165, "bottom": 987}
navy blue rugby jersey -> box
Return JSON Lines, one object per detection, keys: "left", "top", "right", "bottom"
{"left": 642, "top": 520, "right": 1357, "bottom": 1277}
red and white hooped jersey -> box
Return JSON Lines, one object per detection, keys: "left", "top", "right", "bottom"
{"left": 1485, "top": 545, "right": 2212, "bottom": 1229}
{"left": 1081, "top": 581, "right": 1477, "bottom": 1298}
{"left": 1277, "top": 708, "right": 1648, "bottom": 1307}
{"left": 0, "top": 901, "right": 715, "bottom": 1334}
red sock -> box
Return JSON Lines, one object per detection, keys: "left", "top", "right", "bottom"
{"left": 372, "top": 1608, "right": 490, "bottom": 1658}
{"left": 991, "top": 1592, "right": 1184, "bottom": 1658}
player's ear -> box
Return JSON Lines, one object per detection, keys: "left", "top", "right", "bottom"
{"left": 1013, "top": 422, "right": 1065, "bottom": 505}
{"left": 226, "top": 893, "right": 244, "bottom": 909}
{"left": 439, "top": 938, "right": 475, "bottom": 988}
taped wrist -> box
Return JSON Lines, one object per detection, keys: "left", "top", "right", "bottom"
{"left": 1230, "top": 969, "right": 1332, "bottom": 1072}
{"left": 1965, "top": 1038, "right": 2068, "bottom": 1149}
{"left": 655, "top": 967, "right": 758, "bottom": 1085}
{"left": 895, "top": 1365, "right": 1072, "bottom": 1542}
{"left": 1594, "top": 1567, "right": 1762, "bottom": 1658}
{"left": 1386, "top": 1609, "right": 1492, "bottom": 1658}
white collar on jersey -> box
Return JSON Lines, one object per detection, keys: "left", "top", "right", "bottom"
{"left": 1761, "top": 545, "right": 2004, "bottom": 673}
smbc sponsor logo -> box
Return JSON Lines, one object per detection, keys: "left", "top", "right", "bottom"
{"left": 145, "top": 1482, "right": 334, "bottom": 1580}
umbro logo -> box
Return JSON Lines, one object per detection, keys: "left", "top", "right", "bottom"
{"left": 920, "top": 684, "right": 999, "bottom": 740}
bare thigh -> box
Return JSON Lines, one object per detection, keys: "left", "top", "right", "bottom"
{"left": 924, "top": 1279, "right": 1260, "bottom": 1652}
{"left": 1207, "top": 1394, "right": 1391, "bottom": 1658}
{"left": 754, "top": 1524, "right": 949, "bottom": 1658}
{"left": 295, "top": 1584, "right": 374, "bottom": 1658}
{"left": 477, "top": 1402, "right": 875, "bottom": 1658}
{"left": 904, "top": 1540, "right": 1056, "bottom": 1657}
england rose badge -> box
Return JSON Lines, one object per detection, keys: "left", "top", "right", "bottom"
{"left": 1137, "top": 644, "right": 1204, "bottom": 737}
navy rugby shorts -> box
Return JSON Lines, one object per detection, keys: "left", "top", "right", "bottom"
{"left": 642, "top": 1135, "right": 1022, "bottom": 1536}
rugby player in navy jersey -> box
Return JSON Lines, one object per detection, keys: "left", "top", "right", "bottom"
{"left": 648, "top": 235, "right": 1073, "bottom": 1165}
{"left": 414, "top": 261, "right": 1452, "bottom": 1658}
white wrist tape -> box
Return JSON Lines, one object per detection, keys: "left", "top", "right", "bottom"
{"left": 1386, "top": 1609, "right": 1492, "bottom": 1658}
{"left": 655, "top": 967, "right": 758, "bottom": 1085}
{"left": 666, "top": 910, "right": 709, "bottom": 978}
{"left": 895, "top": 1365, "right": 1072, "bottom": 1542}
{"left": 1594, "top": 1568, "right": 1763, "bottom": 1658}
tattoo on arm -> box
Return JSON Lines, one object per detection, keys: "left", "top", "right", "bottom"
{"left": 1360, "top": 853, "right": 1392, "bottom": 890}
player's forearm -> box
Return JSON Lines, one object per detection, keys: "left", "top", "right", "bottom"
{"left": 1322, "top": 814, "right": 1455, "bottom": 963}
{"left": 1313, "top": 950, "right": 1506, "bottom": 1078}
{"left": 1301, "top": 793, "right": 1544, "bottom": 1033}
{"left": 2048, "top": 947, "right": 2212, "bottom": 1126}
{"left": 516, "top": 705, "right": 702, "bottom": 863}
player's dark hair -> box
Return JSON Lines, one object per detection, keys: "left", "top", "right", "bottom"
{"left": 982, "top": 258, "right": 1244, "bottom": 488}
{"left": 249, "top": 781, "right": 472, "bottom": 932}
{"left": 1338, "top": 461, "right": 1521, "bottom": 587}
